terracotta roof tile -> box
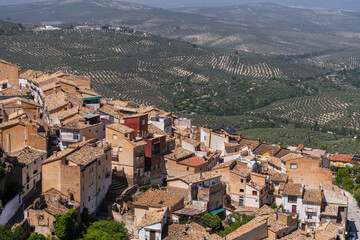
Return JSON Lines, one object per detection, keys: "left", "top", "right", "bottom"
{"left": 8, "top": 147, "right": 46, "bottom": 165}
{"left": 168, "top": 171, "right": 221, "bottom": 184}
{"left": 66, "top": 145, "right": 104, "bottom": 166}
{"left": 164, "top": 147, "right": 194, "bottom": 161}
{"left": 148, "top": 124, "right": 166, "bottom": 135}
{"left": 303, "top": 189, "right": 322, "bottom": 204}
{"left": 329, "top": 154, "right": 353, "bottom": 162}
{"left": 138, "top": 208, "right": 167, "bottom": 227}
{"left": 164, "top": 222, "right": 221, "bottom": 240}
{"left": 177, "top": 156, "right": 207, "bottom": 167}
{"left": 227, "top": 216, "right": 267, "bottom": 240}
{"left": 283, "top": 183, "right": 303, "bottom": 196}
{"left": 106, "top": 123, "right": 133, "bottom": 134}
{"left": 134, "top": 189, "right": 183, "bottom": 209}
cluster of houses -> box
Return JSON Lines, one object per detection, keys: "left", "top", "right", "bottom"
{"left": 0, "top": 59, "right": 351, "bottom": 239}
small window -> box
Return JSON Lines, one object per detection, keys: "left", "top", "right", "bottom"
{"left": 290, "top": 164, "right": 297, "bottom": 169}
{"left": 98, "top": 160, "right": 101, "bottom": 166}
{"left": 274, "top": 182, "right": 279, "bottom": 187}
{"left": 187, "top": 167, "right": 189, "bottom": 171}
{"left": 252, "top": 191, "right": 257, "bottom": 196}
{"left": 113, "top": 134, "right": 117, "bottom": 140}
{"left": 88, "top": 196, "right": 91, "bottom": 202}
{"left": 74, "top": 134, "right": 79, "bottom": 140}
{"left": 240, "top": 189, "right": 244, "bottom": 193}
{"left": 119, "top": 146, "right": 122, "bottom": 152}
{"left": 142, "top": 119, "right": 145, "bottom": 125}
{"left": 241, "top": 179, "right": 244, "bottom": 183}
{"left": 165, "top": 160, "right": 168, "bottom": 164}
{"left": 288, "top": 195, "right": 297, "bottom": 203}
{"left": 203, "top": 194, "right": 208, "bottom": 200}
{"left": 34, "top": 160, "right": 37, "bottom": 164}
{"left": 27, "top": 185, "right": 29, "bottom": 189}
{"left": 326, "top": 216, "right": 330, "bottom": 222}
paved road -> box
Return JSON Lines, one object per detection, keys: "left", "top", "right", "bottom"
{"left": 346, "top": 191, "right": 360, "bottom": 239}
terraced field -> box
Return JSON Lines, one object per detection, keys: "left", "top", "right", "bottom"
{"left": 0, "top": 29, "right": 326, "bottom": 115}
{"left": 252, "top": 91, "right": 360, "bottom": 128}
{"left": 305, "top": 48, "right": 360, "bottom": 70}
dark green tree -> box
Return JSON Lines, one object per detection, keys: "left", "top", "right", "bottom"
{"left": 82, "top": 220, "right": 129, "bottom": 240}
{"left": 201, "top": 213, "right": 223, "bottom": 232}
{"left": 54, "top": 209, "right": 79, "bottom": 240}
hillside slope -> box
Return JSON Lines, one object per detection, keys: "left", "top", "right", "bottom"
{"left": 1, "top": 0, "right": 360, "bottom": 55}
{"left": 0, "top": 28, "right": 329, "bottom": 115}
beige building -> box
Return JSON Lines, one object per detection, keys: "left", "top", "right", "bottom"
{"left": 281, "top": 153, "right": 332, "bottom": 188}
{"left": 300, "top": 189, "right": 323, "bottom": 230}
{"left": 26, "top": 188, "right": 81, "bottom": 236}
{"left": 0, "top": 60, "right": 20, "bottom": 87}
{"left": 213, "top": 160, "right": 251, "bottom": 207}
{"left": 167, "top": 171, "right": 225, "bottom": 211}
{"left": 8, "top": 147, "right": 47, "bottom": 198}
{"left": 41, "top": 140, "right": 112, "bottom": 214}
{"left": 226, "top": 216, "right": 268, "bottom": 240}
{"left": 245, "top": 172, "right": 270, "bottom": 208}
{"left": 0, "top": 118, "right": 47, "bottom": 153}
{"left": 133, "top": 189, "right": 184, "bottom": 227}
{"left": 164, "top": 147, "right": 208, "bottom": 178}
{"left": 105, "top": 123, "right": 148, "bottom": 186}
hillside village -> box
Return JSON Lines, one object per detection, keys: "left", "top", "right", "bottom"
{"left": 0, "top": 59, "right": 355, "bottom": 239}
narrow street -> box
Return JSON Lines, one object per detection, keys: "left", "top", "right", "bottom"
{"left": 346, "top": 191, "right": 360, "bottom": 239}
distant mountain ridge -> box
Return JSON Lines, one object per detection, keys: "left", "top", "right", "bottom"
{"left": 1, "top": 0, "right": 360, "bottom": 56}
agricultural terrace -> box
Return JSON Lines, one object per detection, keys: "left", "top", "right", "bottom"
{"left": 0, "top": 29, "right": 325, "bottom": 115}
{"left": 252, "top": 90, "right": 360, "bottom": 129}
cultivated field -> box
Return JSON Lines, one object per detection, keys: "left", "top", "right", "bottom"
{"left": 252, "top": 91, "right": 360, "bottom": 129}
{"left": 0, "top": 29, "right": 324, "bottom": 115}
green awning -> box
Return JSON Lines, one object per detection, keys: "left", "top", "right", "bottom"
{"left": 210, "top": 208, "right": 225, "bottom": 215}
{"left": 82, "top": 96, "right": 100, "bottom": 101}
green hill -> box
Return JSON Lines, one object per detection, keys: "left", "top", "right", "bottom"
{"left": 0, "top": 28, "right": 330, "bottom": 116}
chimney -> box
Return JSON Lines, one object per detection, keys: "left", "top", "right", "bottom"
{"left": 82, "top": 136, "right": 86, "bottom": 142}
{"left": 10, "top": 61, "right": 12, "bottom": 65}
{"left": 258, "top": 138, "right": 261, "bottom": 143}
{"left": 47, "top": 71, "right": 51, "bottom": 76}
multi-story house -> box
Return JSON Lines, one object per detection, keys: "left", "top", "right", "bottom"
{"left": 281, "top": 183, "right": 304, "bottom": 218}
{"left": 167, "top": 171, "right": 225, "bottom": 212}
{"left": 0, "top": 60, "right": 20, "bottom": 87}
{"left": 245, "top": 172, "right": 270, "bottom": 208}
{"left": 267, "top": 170, "right": 288, "bottom": 206}
{"left": 8, "top": 147, "right": 47, "bottom": 198}
{"left": 0, "top": 97, "right": 42, "bottom": 121}
{"left": 105, "top": 123, "right": 148, "bottom": 186}
{"left": 300, "top": 189, "right": 323, "bottom": 230}
{"left": 148, "top": 115, "right": 172, "bottom": 134}
{"left": 213, "top": 160, "right": 251, "bottom": 207}
{"left": 280, "top": 153, "right": 332, "bottom": 188}
{"left": 59, "top": 113, "right": 105, "bottom": 150}
{"left": 41, "top": 140, "right": 112, "bottom": 214}
{"left": 0, "top": 118, "right": 47, "bottom": 153}
{"left": 164, "top": 147, "right": 208, "bottom": 178}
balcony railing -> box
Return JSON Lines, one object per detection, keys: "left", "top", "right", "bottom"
{"left": 305, "top": 207, "right": 316, "bottom": 213}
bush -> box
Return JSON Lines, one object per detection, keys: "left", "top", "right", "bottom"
{"left": 139, "top": 184, "right": 159, "bottom": 192}
{"left": 82, "top": 220, "right": 128, "bottom": 240}
{"left": 201, "top": 213, "right": 223, "bottom": 232}
{"left": 27, "top": 233, "right": 46, "bottom": 240}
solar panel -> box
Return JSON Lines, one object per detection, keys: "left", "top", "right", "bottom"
{"left": 212, "top": 125, "right": 220, "bottom": 131}
{"left": 225, "top": 126, "right": 238, "bottom": 135}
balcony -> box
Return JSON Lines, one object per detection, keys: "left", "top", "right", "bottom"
{"left": 305, "top": 207, "right": 316, "bottom": 213}
{"left": 305, "top": 218, "right": 317, "bottom": 223}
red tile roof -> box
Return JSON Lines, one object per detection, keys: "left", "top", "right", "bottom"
{"left": 329, "top": 154, "right": 353, "bottom": 162}
{"left": 177, "top": 156, "right": 207, "bottom": 167}
{"left": 295, "top": 144, "right": 304, "bottom": 151}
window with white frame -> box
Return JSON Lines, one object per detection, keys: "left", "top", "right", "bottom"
{"left": 113, "top": 134, "right": 117, "bottom": 140}
{"left": 290, "top": 164, "right": 297, "bottom": 169}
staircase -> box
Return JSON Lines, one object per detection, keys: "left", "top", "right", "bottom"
{"left": 96, "top": 175, "right": 128, "bottom": 219}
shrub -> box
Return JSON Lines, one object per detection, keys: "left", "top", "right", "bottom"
{"left": 82, "top": 220, "right": 128, "bottom": 240}
{"left": 201, "top": 213, "right": 223, "bottom": 232}
{"left": 139, "top": 184, "right": 159, "bottom": 192}
{"left": 54, "top": 209, "right": 80, "bottom": 240}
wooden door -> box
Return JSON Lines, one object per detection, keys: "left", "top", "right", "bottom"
{"left": 292, "top": 205, "right": 297, "bottom": 213}
{"left": 150, "top": 231, "right": 156, "bottom": 240}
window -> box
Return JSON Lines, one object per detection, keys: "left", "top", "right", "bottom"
{"left": 88, "top": 196, "right": 91, "bottom": 202}
{"left": 34, "top": 160, "right": 37, "bottom": 164}
{"left": 241, "top": 179, "right": 244, "bottom": 183}
{"left": 288, "top": 195, "right": 297, "bottom": 203}
{"left": 290, "top": 164, "right": 297, "bottom": 169}
{"left": 252, "top": 191, "right": 257, "bottom": 196}
{"left": 27, "top": 184, "right": 29, "bottom": 189}
{"left": 142, "top": 119, "right": 145, "bottom": 125}
{"left": 113, "top": 134, "right": 117, "bottom": 140}
{"left": 165, "top": 160, "right": 168, "bottom": 164}
{"left": 74, "top": 134, "right": 79, "bottom": 140}
{"left": 89, "top": 180, "right": 93, "bottom": 187}
{"left": 326, "top": 217, "right": 330, "bottom": 222}
{"left": 274, "top": 182, "right": 279, "bottom": 187}
{"left": 240, "top": 189, "right": 244, "bottom": 193}
{"left": 203, "top": 194, "right": 208, "bottom": 200}
{"left": 98, "top": 160, "right": 101, "bottom": 166}
{"left": 187, "top": 167, "right": 189, "bottom": 171}
{"left": 119, "top": 146, "right": 122, "bottom": 152}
